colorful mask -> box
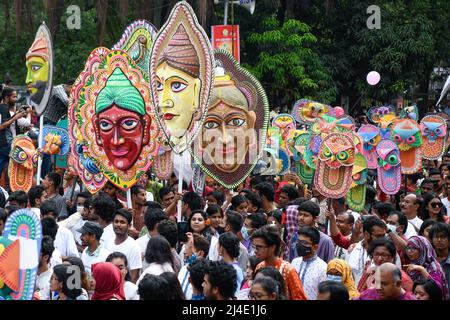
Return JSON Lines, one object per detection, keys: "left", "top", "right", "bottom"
{"left": 357, "top": 124, "right": 381, "bottom": 169}
{"left": 376, "top": 139, "right": 401, "bottom": 195}
{"left": 378, "top": 114, "right": 398, "bottom": 139}
{"left": 8, "top": 136, "right": 37, "bottom": 193}
{"left": 41, "top": 126, "right": 70, "bottom": 156}
{"left": 150, "top": 1, "right": 214, "bottom": 154}
{"left": 272, "top": 114, "right": 296, "bottom": 141}
{"left": 292, "top": 99, "right": 330, "bottom": 125}
{"left": 76, "top": 50, "right": 161, "bottom": 189}
{"left": 293, "top": 132, "right": 314, "bottom": 184}
{"left": 367, "top": 105, "right": 395, "bottom": 124}
{"left": 314, "top": 133, "right": 355, "bottom": 198}
{"left": 391, "top": 119, "right": 423, "bottom": 174}
{"left": 25, "top": 23, "right": 53, "bottom": 116}
{"left": 112, "top": 20, "right": 158, "bottom": 72}
{"left": 192, "top": 50, "right": 269, "bottom": 189}
{"left": 0, "top": 209, "right": 42, "bottom": 300}
{"left": 154, "top": 143, "right": 173, "bottom": 180}
{"left": 400, "top": 104, "right": 419, "bottom": 121}
{"left": 420, "top": 115, "right": 447, "bottom": 160}
{"left": 346, "top": 154, "right": 367, "bottom": 212}
{"left": 286, "top": 129, "right": 303, "bottom": 157}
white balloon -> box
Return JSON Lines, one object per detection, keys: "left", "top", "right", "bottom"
{"left": 367, "top": 71, "right": 381, "bottom": 85}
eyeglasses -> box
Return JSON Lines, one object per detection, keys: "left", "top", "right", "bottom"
{"left": 432, "top": 235, "right": 449, "bottom": 241}
{"left": 430, "top": 202, "right": 443, "bottom": 208}
{"left": 251, "top": 244, "right": 268, "bottom": 252}
{"left": 405, "top": 246, "right": 418, "bottom": 252}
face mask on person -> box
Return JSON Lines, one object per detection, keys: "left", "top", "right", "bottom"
{"left": 296, "top": 242, "right": 312, "bottom": 257}
{"left": 77, "top": 206, "right": 84, "bottom": 214}
{"left": 241, "top": 226, "right": 251, "bottom": 241}
{"left": 326, "top": 274, "right": 343, "bottom": 282}
{"left": 386, "top": 224, "right": 397, "bottom": 234}
{"left": 185, "top": 252, "right": 197, "bottom": 266}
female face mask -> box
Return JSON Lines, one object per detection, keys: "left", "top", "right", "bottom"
{"left": 296, "top": 242, "right": 312, "bottom": 257}
{"left": 326, "top": 274, "right": 343, "bottom": 282}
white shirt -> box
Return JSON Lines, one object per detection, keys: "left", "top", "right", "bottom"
{"left": 404, "top": 222, "right": 418, "bottom": 239}
{"left": 36, "top": 268, "right": 53, "bottom": 300}
{"left": 55, "top": 226, "right": 79, "bottom": 258}
{"left": 80, "top": 244, "right": 111, "bottom": 275}
{"left": 124, "top": 281, "right": 139, "bottom": 300}
{"left": 50, "top": 248, "right": 62, "bottom": 269}
{"left": 100, "top": 223, "right": 115, "bottom": 245}
{"left": 136, "top": 234, "right": 151, "bottom": 260}
{"left": 178, "top": 265, "right": 192, "bottom": 300}
{"left": 31, "top": 207, "right": 41, "bottom": 218}
{"left": 105, "top": 237, "right": 142, "bottom": 271}
{"left": 408, "top": 216, "right": 423, "bottom": 232}
{"left": 292, "top": 256, "right": 327, "bottom": 300}
{"left": 58, "top": 212, "right": 84, "bottom": 245}
{"left": 137, "top": 262, "right": 174, "bottom": 286}
{"left": 442, "top": 197, "right": 450, "bottom": 217}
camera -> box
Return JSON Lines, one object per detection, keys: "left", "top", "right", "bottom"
{"left": 18, "top": 105, "right": 31, "bottom": 113}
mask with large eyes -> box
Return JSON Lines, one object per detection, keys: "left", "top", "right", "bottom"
{"left": 400, "top": 104, "right": 419, "bottom": 121}
{"left": 293, "top": 99, "right": 331, "bottom": 125}
{"left": 367, "top": 105, "right": 395, "bottom": 124}
{"left": 346, "top": 153, "right": 367, "bottom": 212}
{"left": 390, "top": 119, "right": 423, "bottom": 174}
{"left": 272, "top": 114, "right": 296, "bottom": 141}
{"left": 357, "top": 124, "right": 381, "bottom": 169}
{"left": 376, "top": 139, "right": 401, "bottom": 195}
{"left": 378, "top": 114, "right": 398, "bottom": 139}
{"left": 420, "top": 115, "right": 447, "bottom": 160}
{"left": 294, "top": 132, "right": 315, "bottom": 184}
{"left": 9, "top": 135, "right": 38, "bottom": 193}
{"left": 314, "top": 133, "right": 355, "bottom": 199}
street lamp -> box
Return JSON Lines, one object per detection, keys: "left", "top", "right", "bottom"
{"left": 214, "top": 0, "right": 256, "bottom": 25}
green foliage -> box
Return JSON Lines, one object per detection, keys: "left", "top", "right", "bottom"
{"left": 246, "top": 17, "right": 337, "bottom": 107}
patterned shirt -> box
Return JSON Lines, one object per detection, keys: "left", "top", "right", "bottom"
{"left": 354, "top": 288, "right": 416, "bottom": 300}
{"left": 291, "top": 255, "right": 327, "bottom": 300}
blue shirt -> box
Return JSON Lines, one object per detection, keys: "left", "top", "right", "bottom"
{"left": 191, "top": 294, "right": 205, "bottom": 300}
{"left": 231, "top": 262, "right": 244, "bottom": 296}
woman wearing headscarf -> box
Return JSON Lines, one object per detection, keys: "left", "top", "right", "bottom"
{"left": 91, "top": 262, "right": 126, "bottom": 300}
{"left": 326, "top": 259, "right": 359, "bottom": 299}
{"left": 405, "top": 236, "right": 449, "bottom": 299}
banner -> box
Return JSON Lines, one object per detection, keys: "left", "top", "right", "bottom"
{"left": 211, "top": 25, "right": 240, "bottom": 63}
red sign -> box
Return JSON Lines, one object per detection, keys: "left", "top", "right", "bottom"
{"left": 211, "top": 25, "right": 240, "bottom": 63}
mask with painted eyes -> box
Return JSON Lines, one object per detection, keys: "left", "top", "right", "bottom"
{"left": 294, "top": 132, "right": 315, "bottom": 184}
{"left": 378, "top": 114, "right": 398, "bottom": 139}
{"left": 293, "top": 99, "right": 331, "bottom": 125}
{"left": 346, "top": 153, "right": 367, "bottom": 212}
{"left": 9, "top": 135, "right": 38, "bottom": 193}
{"left": 420, "top": 115, "right": 447, "bottom": 160}
{"left": 376, "top": 139, "right": 402, "bottom": 195}
{"left": 357, "top": 124, "right": 381, "bottom": 169}
{"left": 272, "top": 114, "right": 296, "bottom": 142}
{"left": 315, "top": 133, "right": 355, "bottom": 199}
{"left": 367, "top": 105, "right": 395, "bottom": 124}
{"left": 390, "top": 119, "right": 423, "bottom": 174}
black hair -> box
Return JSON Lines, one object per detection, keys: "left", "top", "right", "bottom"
{"left": 231, "top": 195, "right": 248, "bottom": 210}
{"left": 365, "top": 186, "right": 376, "bottom": 203}
{"left": 413, "top": 279, "right": 443, "bottom": 300}
{"left": 159, "top": 187, "right": 175, "bottom": 200}
{"left": 297, "top": 200, "right": 320, "bottom": 217}
{"left": 219, "top": 232, "right": 240, "bottom": 259}
{"left": 421, "top": 192, "right": 446, "bottom": 223}
{"left": 144, "top": 236, "right": 173, "bottom": 268}
{"left": 138, "top": 274, "right": 171, "bottom": 300}
{"left": 298, "top": 226, "right": 320, "bottom": 245}
{"left": 248, "top": 256, "right": 262, "bottom": 274}
{"left": 250, "top": 175, "right": 265, "bottom": 189}
{"left": 46, "top": 172, "right": 62, "bottom": 189}
{"left": 146, "top": 201, "right": 163, "bottom": 210}
{"left": 362, "top": 216, "right": 386, "bottom": 234}
{"left": 268, "top": 210, "right": 282, "bottom": 224}
{"left": 419, "top": 219, "right": 438, "bottom": 236}
{"left": 368, "top": 238, "right": 397, "bottom": 261}
{"left": 187, "top": 259, "right": 208, "bottom": 293}
{"left": 187, "top": 210, "right": 209, "bottom": 235}
{"left": 114, "top": 208, "right": 132, "bottom": 225}
{"left": 243, "top": 191, "right": 262, "bottom": 211}
{"left": 225, "top": 210, "right": 244, "bottom": 233}
{"left": 246, "top": 213, "right": 267, "bottom": 229}
{"left": 251, "top": 225, "right": 282, "bottom": 256}
{"left": 76, "top": 191, "right": 92, "bottom": 201}
{"left": 40, "top": 200, "right": 57, "bottom": 218}
{"left": 208, "top": 190, "right": 225, "bottom": 206}
{"left": 40, "top": 235, "right": 55, "bottom": 264}
{"left": 253, "top": 266, "right": 286, "bottom": 299}
{"left": 318, "top": 281, "right": 350, "bottom": 300}
{"left": 254, "top": 182, "right": 275, "bottom": 202}
{"left": 287, "top": 197, "right": 308, "bottom": 208}
{"left": 92, "top": 195, "right": 116, "bottom": 223}
{"left": 373, "top": 201, "right": 395, "bottom": 219}
{"left": 130, "top": 184, "right": 146, "bottom": 196}
{"left": 429, "top": 168, "right": 441, "bottom": 177}
{"left": 144, "top": 207, "right": 167, "bottom": 232}
{"left": 0, "top": 208, "right": 6, "bottom": 223}
{"left": 205, "top": 260, "right": 237, "bottom": 299}
{"left": 1, "top": 86, "right": 15, "bottom": 100}
{"left": 252, "top": 276, "right": 280, "bottom": 299}
{"left": 41, "top": 217, "right": 58, "bottom": 240}
{"left": 337, "top": 211, "right": 355, "bottom": 224}
{"left": 156, "top": 219, "right": 178, "bottom": 248}
{"left": 182, "top": 192, "right": 203, "bottom": 212}
{"left": 106, "top": 252, "right": 131, "bottom": 282}
{"left": 160, "top": 272, "right": 185, "bottom": 300}
{"left": 421, "top": 178, "right": 436, "bottom": 187}
{"left": 52, "top": 264, "right": 82, "bottom": 299}
{"left": 428, "top": 222, "right": 450, "bottom": 242}
{"left": 8, "top": 190, "right": 28, "bottom": 207}
{"left": 388, "top": 211, "right": 408, "bottom": 235}
{"left": 280, "top": 184, "right": 299, "bottom": 201}
{"left": 192, "top": 234, "right": 210, "bottom": 256}
{"left": 206, "top": 204, "right": 223, "bottom": 217}
{"left": 5, "top": 205, "right": 19, "bottom": 215}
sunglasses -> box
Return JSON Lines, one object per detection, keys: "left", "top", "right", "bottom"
{"left": 430, "top": 202, "right": 443, "bottom": 208}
